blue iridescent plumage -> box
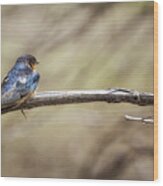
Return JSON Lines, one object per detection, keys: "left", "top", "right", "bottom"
{"left": 1, "top": 54, "right": 40, "bottom": 110}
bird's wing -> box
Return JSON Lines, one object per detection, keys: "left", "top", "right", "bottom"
{"left": 1, "top": 72, "right": 40, "bottom": 109}
{"left": 16, "top": 72, "right": 40, "bottom": 96}
{"left": 1, "top": 72, "right": 19, "bottom": 108}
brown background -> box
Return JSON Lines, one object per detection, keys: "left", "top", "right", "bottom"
{"left": 1, "top": 2, "right": 154, "bottom": 180}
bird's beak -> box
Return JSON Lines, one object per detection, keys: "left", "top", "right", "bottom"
{"left": 36, "top": 61, "right": 39, "bottom": 64}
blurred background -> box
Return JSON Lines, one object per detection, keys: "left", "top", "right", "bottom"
{"left": 1, "top": 2, "right": 154, "bottom": 180}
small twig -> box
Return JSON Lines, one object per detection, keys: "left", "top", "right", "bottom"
{"left": 125, "top": 114, "right": 154, "bottom": 124}
{"left": 1, "top": 88, "right": 154, "bottom": 114}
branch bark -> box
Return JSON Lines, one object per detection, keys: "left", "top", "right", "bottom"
{"left": 1, "top": 88, "right": 154, "bottom": 114}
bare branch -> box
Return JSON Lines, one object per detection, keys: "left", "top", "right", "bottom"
{"left": 125, "top": 114, "right": 154, "bottom": 124}
{"left": 1, "top": 88, "right": 154, "bottom": 114}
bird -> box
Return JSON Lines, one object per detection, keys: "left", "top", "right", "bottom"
{"left": 1, "top": 54, "right": 40, "bottom": 116}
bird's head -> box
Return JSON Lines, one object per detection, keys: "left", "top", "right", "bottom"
{"left": 16, "top": 54, "right": 39, "bottom": 70}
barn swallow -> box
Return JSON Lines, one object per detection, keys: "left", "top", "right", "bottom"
{"left": 1, "top": 54, "right": 40, "bottom": 116}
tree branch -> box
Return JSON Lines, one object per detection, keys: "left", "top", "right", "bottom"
{"left": 125, "top": 115, "right": 154, "bottom": 124}
{"left": 1, "top": 88, "right": 154, "bottom": 114}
